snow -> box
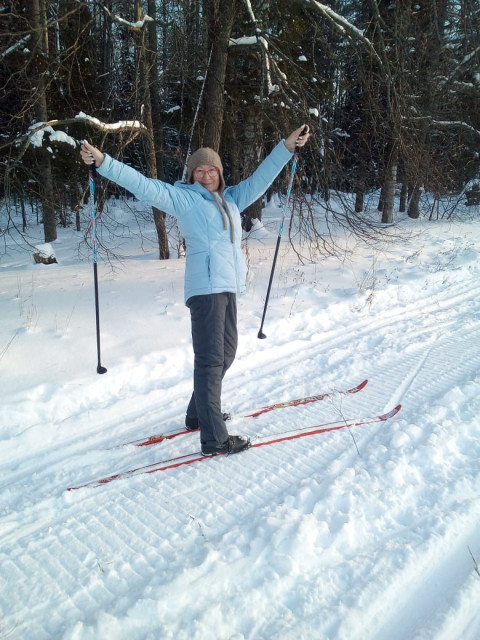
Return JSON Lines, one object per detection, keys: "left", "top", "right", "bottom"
{"left": 102, "top": 8, "right": 153, "bottom": 31}
{"left": 1, "top": 188, "right": 480, "bottom": 640}
{"left": 230, "top": 36, "right": 258, "bottom": 47}
{"left": 75, "top": 112, "right": 146, "bottom": 132}
{"left": 33, "top": 243, "right": 56, "bottom": 259}
{"left": 29, "top": 125, "right": 77, "bottom": 149}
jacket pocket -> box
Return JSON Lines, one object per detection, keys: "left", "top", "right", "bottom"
{"left": 185, "top": 251, "right": 211, "bottom": 291}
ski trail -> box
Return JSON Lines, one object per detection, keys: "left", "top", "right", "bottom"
{"left": 367, "top": 495, "right": 480, "bottom": 640}
{"left": 2, "top": 223, "right": 480, "bottom": 639}
{"left": 3, "top": 275, "right": 480, "bottom": 515}
{"left": 382, "top": 340, "right": 435, "bottom": 411}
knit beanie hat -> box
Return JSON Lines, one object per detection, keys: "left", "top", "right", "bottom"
{"left": 186, "top": 147, "right": 225, "bottom": 192}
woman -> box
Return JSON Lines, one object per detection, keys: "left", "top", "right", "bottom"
{"left": 80, "top": 124, "right": 310, "bottom": 456}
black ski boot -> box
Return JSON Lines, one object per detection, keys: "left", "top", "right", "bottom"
{"left": 201, "top": 435, "right": 250, "bottom": 456}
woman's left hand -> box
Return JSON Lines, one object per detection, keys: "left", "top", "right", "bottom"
{"left": 80, "top": 141, "right": 105, "bottom": 168}
{"left": 284, "top": 125, "right": 310, "bottom": 152}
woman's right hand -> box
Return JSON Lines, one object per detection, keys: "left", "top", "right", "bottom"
{"left": 80, "top": 141, "right": 104, "bottom": 167}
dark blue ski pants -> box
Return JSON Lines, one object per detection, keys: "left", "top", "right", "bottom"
{"left": 186, "top": 292, "right": 237, "bottom": 446}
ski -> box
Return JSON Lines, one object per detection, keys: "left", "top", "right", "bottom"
{"left": 124, "top": 379, "right": 368, "bottom": 448}
{"left": 245, "top": 378, "right": 368, "bottom": 417}
{"left": 68, "top": 402, "right": 400, "bottom": 491}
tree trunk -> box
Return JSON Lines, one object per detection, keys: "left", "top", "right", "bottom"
{"left": 381, "top": 149, "right": 398, "bottom": 224}
{"left": 28, "top": 0, "right": 57, "bottom": 242}
{"left": 408, "top": 184, "right": 422, "bottom": 219}
{"left": 377, "top": 187, "right": 385, "bottom": 213}
{"left": 355, "top": 190, "right": 364, "bottom": 213}
{"left": 147, "top": 0, "right": 164, "bottom": 176}
{"left": 202, "top": 0, "right": 237, "bottom": 150}
{"left": 20, "top": 193, "right": 27, "bottom": 232}
{"left": 399, "top": 182, "right": 407, "bottom": 212}
{"left": 136, "top": 0, "right": 169, "bottom": 259}
{"left": 240, "top": 116, "right": 263, "bottom": 229}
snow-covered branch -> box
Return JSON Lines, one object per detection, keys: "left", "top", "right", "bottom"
{"left": 301, "top": 0, "right": 383, "bottom": 68}
{"left": 231, "top": 1, "right": 283, "bottom": 96}
{"left": 431, "top": 119, "right": 480, "bottom": 138}
{"left": 74, "top": 112, "right": 146, "bottom": 133}
{"left": 23, "top": 114, "right": 145, "bottom": 146}
{"left": 439, "top": 45, "right": 480, "bottom": 87}
{"left": 242, "top": 0, "right": 257, "bottom": 26}
{"left": 229, "top": 36, "right": 258, "bottom": 47}
{"left": 103, "top": 6, "right": 154, "bottom": 32}
{"left": 2, "top": 114, "right": 146, "bottom": 159}
{"left": 405, "top": 115, "right": 480, "bottom": 139}
{"left": 229, "top": 35, "right": 280, "bottom": 95}
{"left": 0, "top": 34, "right": 31, "bottom": 62}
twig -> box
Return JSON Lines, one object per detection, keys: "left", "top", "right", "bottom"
{"left": 328, "top": 393, "right": 361, "bottom": 456}
{"left": 0, "top": 332, "right": 18, "bottom": 363}
{"left": 468, "top": 546, "right": 480, "bottom": 577}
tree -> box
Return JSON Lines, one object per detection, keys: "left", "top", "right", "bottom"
{"left": 1, "top": 0, "right": 479, "bottom": 263}
{"left": 201, "top": 0, "right": 238, "bottom": 150}
{"left": 27, "top": 0, "right": 57, "bottom": 242}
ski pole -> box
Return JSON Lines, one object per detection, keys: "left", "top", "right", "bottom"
{"left": 182, "top": 45, "right": 213, "bottom": 181}
{"left": 89, "top": 161, "right": 107, "bottom": 374}
{"left": 257, "top": 131, "right": 304, "bottom": 339}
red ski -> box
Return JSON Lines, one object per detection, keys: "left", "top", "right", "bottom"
{"left": 124, "top": 379, "right": 368, "bottom": 448}
{"left": 68, "top": 402, "right": 401, "bottom": 491}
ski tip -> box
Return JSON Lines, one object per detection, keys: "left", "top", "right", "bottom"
{"left": 349, "top": 379, "right": 368, "bottom": 393}
{"left": 380, "top": 404, "right": 402, "bottom": 420}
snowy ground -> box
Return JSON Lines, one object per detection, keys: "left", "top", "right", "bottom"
{"left": 1, "top": 191, "right": 480, "bottom": 640}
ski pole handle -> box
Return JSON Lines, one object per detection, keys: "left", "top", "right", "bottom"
{"left": 295, "top": 125, "right": 308, "bottom": 153}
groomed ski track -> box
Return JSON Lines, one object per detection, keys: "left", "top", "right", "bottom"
{"left": 1, "top": 218, "right": 480, "bottom": 639}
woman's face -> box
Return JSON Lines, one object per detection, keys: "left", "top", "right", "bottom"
{"left": 193, "top": 165, "right": 220, "bottom": 192}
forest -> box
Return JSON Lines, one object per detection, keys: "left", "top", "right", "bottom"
{"left": 1, "top": 0, "right": 479, "bottom": 258}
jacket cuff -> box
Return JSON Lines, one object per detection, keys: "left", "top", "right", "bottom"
{"left": 97, "top": 153, "right": 114, "bottom": 177}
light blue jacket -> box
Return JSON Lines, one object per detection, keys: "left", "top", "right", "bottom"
{"left": 98, "top": 140, "right": 293, "bottom": 304}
